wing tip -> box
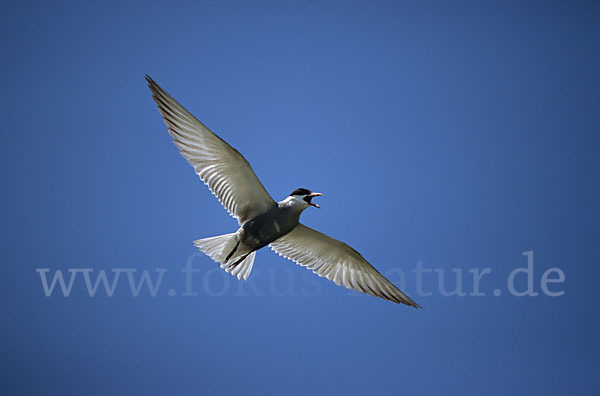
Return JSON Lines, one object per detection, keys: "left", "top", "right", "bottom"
{"left": 145, "top": 74, "right": 161, "bottom": 96}
{"left": 397, "top": 295, "right": 422, "bottom": 309}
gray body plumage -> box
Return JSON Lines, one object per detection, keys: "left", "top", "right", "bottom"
{"left": 240, "top": 201, "right": 302, "bottom": 251}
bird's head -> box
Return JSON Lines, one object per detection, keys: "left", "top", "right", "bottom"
{"left": 289, "top": 188, "right": 323, "bottom": 209}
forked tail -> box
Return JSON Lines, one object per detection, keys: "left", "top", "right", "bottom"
{"left": 193, "top": 233, "right": 256, "bottom": 280}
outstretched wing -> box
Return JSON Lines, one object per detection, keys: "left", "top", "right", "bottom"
{"left": 270, "top": 223, "right": 421, "bottom": 308}
{"left": 146, "top": 75, "right": 275, "bottom": 224}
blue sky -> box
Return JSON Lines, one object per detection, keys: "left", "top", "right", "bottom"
{"left": 2, "top": 1, "right": 599, "bottom": 395}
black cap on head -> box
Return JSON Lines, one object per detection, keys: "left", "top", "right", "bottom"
{"left": 290, "top": 188, "right": 311, "bottom": 196}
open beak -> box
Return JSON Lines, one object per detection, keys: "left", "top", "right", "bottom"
{"left": 307, "top": 192, "right": 322, "bottom": 208}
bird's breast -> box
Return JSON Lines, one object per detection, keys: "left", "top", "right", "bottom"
{"left": 241, "top": 206, "right": 299, "bottom": 250}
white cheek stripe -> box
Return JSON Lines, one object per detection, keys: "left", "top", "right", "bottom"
{"left": 282, "top": 195, "right": 309, "bottom": 208}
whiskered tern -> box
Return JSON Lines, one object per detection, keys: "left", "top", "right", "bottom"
{"left": 146, "top": 76, "right": 420, "bottom": 308}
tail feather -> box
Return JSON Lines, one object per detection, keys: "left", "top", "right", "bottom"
{"left": 193, "top": 233, "right": 255, "bottom": 280}
{"left": 225, "top": 251, "right": 256, "bottom": 280}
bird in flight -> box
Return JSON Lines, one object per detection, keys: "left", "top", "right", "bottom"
{"left": 146, "top": 76, "right": 420, "bottom": 308}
